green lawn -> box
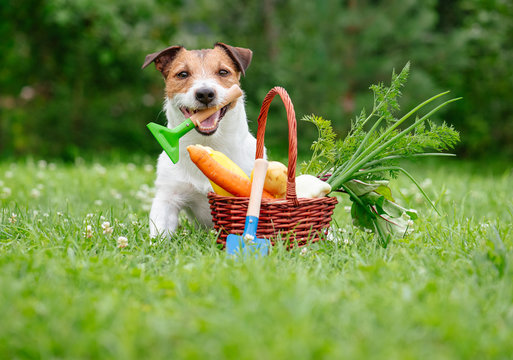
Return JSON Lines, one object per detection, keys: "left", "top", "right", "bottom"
{"left": 1, "top": 158, "right": 512, "bottom": 359}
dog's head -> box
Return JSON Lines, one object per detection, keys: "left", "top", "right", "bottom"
{"left": 142, "top": 43, "right": 252, "bottom": 136}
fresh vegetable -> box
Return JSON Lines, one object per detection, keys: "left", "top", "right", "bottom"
{"left": 251, "top": 161, "right": 288, "bottom": 198}
{"left": 300, "top": 63, "right": 460, "bottom": 246}
{"left": 195, "top": 144, "right": 249, "bottom": 196}
{"left": 295, "top": 175, "right": 331, "bottom": 198}
{"left": 344, "top": 179, "right": 418, "bottom": 241}
{"left": 187, "top": 145, "right": 275, "bottom": 199}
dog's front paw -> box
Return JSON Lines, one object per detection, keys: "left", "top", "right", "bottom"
{"left": 149, "top": 198, "right": 179, "bottom": 239}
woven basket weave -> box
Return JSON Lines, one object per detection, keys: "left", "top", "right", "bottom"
{"left": 208, "top": 87, "right": 338, "bottom": 247}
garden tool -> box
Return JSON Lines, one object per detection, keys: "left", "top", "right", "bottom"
{"left": 147, "top": 85, "right": 243, "bottom": 163}
{"left": 226, "top": 158, "right": 271, "bottom": 257}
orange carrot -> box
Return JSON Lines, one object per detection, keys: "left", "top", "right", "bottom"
{"left": 187, "top": 145, "right": 275, "bottom": 199}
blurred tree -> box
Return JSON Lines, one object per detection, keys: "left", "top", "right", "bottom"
{"left": 0, "top": 0, "right": 512, "bottom": 159}
{"left": 0, "top": 0, "right": 181, "bottom": 158}
{"left": 429, "top": 0, "right": 513, "bottom": 155}
{"left": 164, "top": 0, "right": 445, "bottom": 157}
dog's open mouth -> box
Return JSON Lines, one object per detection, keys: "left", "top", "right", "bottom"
{"left": 180, "top": 105, "right": 230, "bottom": 135}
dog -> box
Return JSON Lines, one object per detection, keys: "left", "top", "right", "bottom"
{"left": 142, "top": 43, "right": 260, "bottom": 238}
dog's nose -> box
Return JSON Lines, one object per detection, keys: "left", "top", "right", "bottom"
{"left": 195, "top": 88, "right": 216, "bottom": 105}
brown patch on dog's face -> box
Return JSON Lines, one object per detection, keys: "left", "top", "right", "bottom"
{"left": 164, "top": 47, "right": 242, "bottom": 98}
{"left": 142, "top": 44, "right": 252, "bottom": 135}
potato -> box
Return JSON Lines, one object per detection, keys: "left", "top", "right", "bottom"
{"left": 251, "top": 161, "right": 288, "bottom": 198}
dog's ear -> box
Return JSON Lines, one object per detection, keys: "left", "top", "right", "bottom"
{"left": 142, "top": 45, "right": 183, "bottom": 78}
{"left": 215, "top": 43, "right": 252, "bottom": 76}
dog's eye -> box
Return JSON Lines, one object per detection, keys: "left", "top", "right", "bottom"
{"left": 218, "top": 69, "right": 230, "bottom": 77}
{"left": 176, "top": 71, "right": 189, "bottom": 79}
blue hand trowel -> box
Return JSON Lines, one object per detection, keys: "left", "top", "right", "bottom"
{"left": 147, "top": 85, "right": 243, "bottom": 163}
{"left": 226, "top": 158, "right": 271, "bottom": 257}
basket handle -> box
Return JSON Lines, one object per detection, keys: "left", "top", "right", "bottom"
{"left": 255, "top": 87, "right": 299, "bottom": 206}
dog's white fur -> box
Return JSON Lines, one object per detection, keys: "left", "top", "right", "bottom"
{"left": 146, "top": 46, "right": 259, "bottom": 238}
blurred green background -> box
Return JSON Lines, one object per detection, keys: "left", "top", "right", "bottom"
{"left": 1, "top": 0, "right": 512, "bottom": 161}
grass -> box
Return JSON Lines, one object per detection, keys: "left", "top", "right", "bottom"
{"left": 1, "top": 157, "right": 512, "bottom": 359}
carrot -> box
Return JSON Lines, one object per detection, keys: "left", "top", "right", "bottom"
{"left": 187, "top": 145, "right": 275, "bottom": 199}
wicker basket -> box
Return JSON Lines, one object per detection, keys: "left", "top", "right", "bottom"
{"left": 208, "top": 87, "right": 338, "bottom": 247}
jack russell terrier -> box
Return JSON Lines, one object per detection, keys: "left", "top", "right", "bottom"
{"left": 142, "top": 42, "right": 261, "bottom": 238}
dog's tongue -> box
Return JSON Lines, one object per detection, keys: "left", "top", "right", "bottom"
{"left": 197, "top": 110, "right": 221, "bottom": 131}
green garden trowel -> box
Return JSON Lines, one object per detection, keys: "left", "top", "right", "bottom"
{"left": 147, "top": 85, "right": 243, "bottom": 164}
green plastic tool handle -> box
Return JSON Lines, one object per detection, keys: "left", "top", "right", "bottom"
{"left": 173, "top": 118, "right": 195, "bottom": 137}
{"left": 146, "top": 118, "right": 195, "bottom": 164}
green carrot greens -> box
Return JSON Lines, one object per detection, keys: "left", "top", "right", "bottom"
{"left": 300, "top": 63, "right": 460, "bottom": 246}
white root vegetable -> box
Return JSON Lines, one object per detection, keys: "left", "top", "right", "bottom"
{"left": 295, "top": 175, "right": 331, "bottom": 198}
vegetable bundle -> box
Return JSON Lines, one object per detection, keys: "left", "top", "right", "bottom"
{"left": 188, "top": 145, "right": 332, "bottom": 200}
{"left": 300, "top": 63, "right": 460, "bottom": 246}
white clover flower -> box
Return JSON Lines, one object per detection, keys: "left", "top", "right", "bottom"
{"left": 144, "top": 164, "right": 154, "bottom": 172}
{"left": 243, "top": 234, "right": 254, "bottom": 243}
{"left": 326, "top": 228, "right": 338, "bottom": 243}
{"left": 8, "top": 213, "right": 17, "bottom": 224}
{"left": 30, "top": 188, "right": 41, "bottom": 199}
{"left": 110, "top": 189, "right": 122, "bottom": 200}
{"left": 126, "top": 163, "right": 136, "bottom": 171}
{"left": 300, "top": 247, "right": 309, "bottom": 256}
{"left": 128, "top": 214, "right": 139, "bottom": 226}
{"left": 37, "top": 160, "right": 48, "bottom": 169}
{"left": 136, "top": 184, "right": 155, "bottom": 203}
{"left": 102, "top": 221, "right": 113, "bottom": 235}
{"left": 93, "top": 163, "right": 106, "bottom": 175}
{"left": 117, "top": 236, "right": 128, "bottom": 248}
{"left": 5, "top": 171, "right": 13, "bottom": 179}
{"left": 94, "top": 200, "right": 103, "bottom": 206}
{"left": 84, "top": 225, "right": 93, "bottom": 238}
{"left": 1, "top": 187, "right": 11, "bottom": 198}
